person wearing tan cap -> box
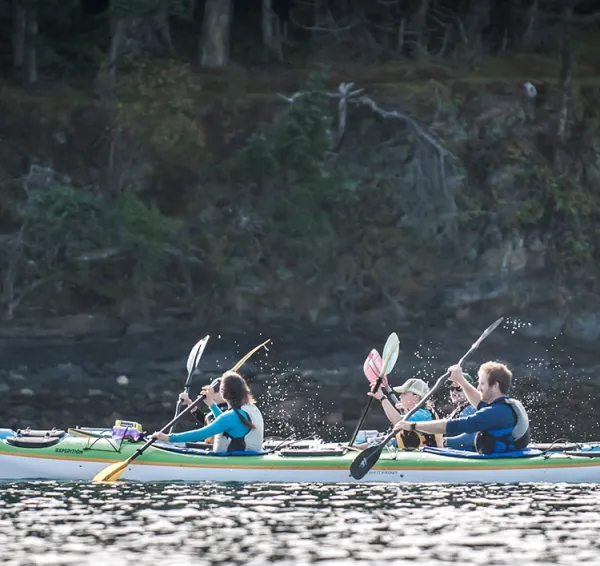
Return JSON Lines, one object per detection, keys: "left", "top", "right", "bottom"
{"left": 369, "top": 377, "right": 442, "bottom": 449}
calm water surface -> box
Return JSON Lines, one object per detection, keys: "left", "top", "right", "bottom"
{"left": 1, "top": 482, "right": 600, "bottom": 565}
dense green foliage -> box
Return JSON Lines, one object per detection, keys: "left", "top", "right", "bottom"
{"left": 0, "top": 0, "right": 600, "bottom": 320}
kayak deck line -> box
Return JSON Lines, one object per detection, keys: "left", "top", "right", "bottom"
{"left": 3, "top": 445, "right": 600, "bottom": 472}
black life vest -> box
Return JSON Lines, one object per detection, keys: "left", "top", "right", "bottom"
{"left": 396, "top": 407, "right": 443, "bottom": 450}
{"left": 474, "top": 397, "right": 530, "bottom": 455}
{"left": 222, "top": 408, "right": 252, "bottom": 452}
{"left": 448, "top": 402, "right": 470, "bottom": 420}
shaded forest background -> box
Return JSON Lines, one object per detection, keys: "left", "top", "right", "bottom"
{"left": 1, "top": 0, "right": 600, "bottom": 332}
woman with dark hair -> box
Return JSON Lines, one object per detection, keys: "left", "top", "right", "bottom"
{"left": 151, "top": 371, "right": 264, "bottom": 453}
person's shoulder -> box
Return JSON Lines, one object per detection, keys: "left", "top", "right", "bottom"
{"left": 462, "top": 405, "right": 477, "bottom": 416}
{"left": 415, "top": 408, "right": 434, "bottom": 421}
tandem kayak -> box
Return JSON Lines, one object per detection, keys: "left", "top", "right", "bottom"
{"left": 2, "top": 427, "right": 600, "bottom": 483}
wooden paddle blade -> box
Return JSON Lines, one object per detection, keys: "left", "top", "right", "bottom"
{"left": 231, "top": 339, "right": 271, "bottom": 372}
{"left": 349, "top": 443, "right": 385, "bottom": 480}
{"left": 92, "top": 460, "right": 129, "bottom": 483}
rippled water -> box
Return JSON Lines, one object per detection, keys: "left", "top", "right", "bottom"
{"left": 2, "top": 483, "right": 600, "bottom": 565}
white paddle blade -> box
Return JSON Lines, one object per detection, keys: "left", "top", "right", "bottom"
{"left": 186, "top": 335, "right": 210, "bottom": 375}
{"left": 382, "top": 332, "right": 400, "bottom": 376}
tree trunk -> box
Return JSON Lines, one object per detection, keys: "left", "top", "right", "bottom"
{"left": 199, "top": 0, "right": 233, "bottom": 69}
{"left": 188, "top": 0, "right": 197, "bottom": 21}
{"left": 262, "top": 0, "right": 274, "bottom": 49}
{"left": 107, "top": 18, "right": 125, "bottom": 88}
{"left": 12, "top": 0, "right": 26, "bottom": 70}
{"left": 411, "top": 0, "right": 430, "bottom": 59}
{"left": 467, "top": 0, "right": 491, "bottom": 42}
{"left": 23, "top": 0, "right": 37, "bottom": 85}
{"left": 106, "top": 9, "right": 172, "bottom": 85}
{"left": 522, "top": 0, "right": 539, "bottom": 48}
{"left": 556, "top": 5, "right": 573, "bottom": 144}
{"left": 262, "top": 0, "right": 284, "bottom": 60}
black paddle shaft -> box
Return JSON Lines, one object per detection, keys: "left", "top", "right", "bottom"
{"left": 170, "top": 369, "right": 198, "bottom": 435}
{"left": 349, "top": 317, "right": 504, "bottom": 480}
{"left": 347, "top": 344, "right": 398, "bottom": 448}
{"left": 170, "top": 337, "right": 210, "bottom": 434}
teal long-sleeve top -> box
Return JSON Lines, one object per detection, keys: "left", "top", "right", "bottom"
{"left": 169, "top": 403, "right": 250, "bottom": 443}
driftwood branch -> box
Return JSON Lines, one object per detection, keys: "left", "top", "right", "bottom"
{"left": 352, "top": 93, "right": 454, "bottom": 159}
{"left": 277, "top": 81, "right": 455, "bottom": 161}
{"left": 276, "top": 81, "right": 459, "bottom": 233}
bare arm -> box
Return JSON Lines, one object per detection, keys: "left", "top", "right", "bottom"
{"left": 380, "top": 397, "right": 403, "bottom": 425}
{"left": 395, "top": 419, "right": 449, "bottom": 435}
{"left": 450, "top": 367, "right": 482, "bottom": 408}
{"left": 462, "top": 380, "right": 482, "bottom": 408}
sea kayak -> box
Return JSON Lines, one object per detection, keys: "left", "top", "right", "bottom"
{"left": 1, "top": 427, "right": 600, "bottom": 483}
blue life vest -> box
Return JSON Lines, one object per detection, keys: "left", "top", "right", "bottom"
{"left": 475, "top": 398, "right": 530, "bottom": 454}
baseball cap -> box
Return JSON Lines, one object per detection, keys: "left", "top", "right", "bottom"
{"left": 392, "top": 378, "right": 430, "bottom": 397}
{"left": 449, "top": 372, "right": 474, "bottom": 391}
{"left": 463, "top": 372, "right": 474, "bottom": 385}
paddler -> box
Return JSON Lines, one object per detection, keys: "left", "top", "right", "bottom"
{"left": 393, "top": 362, "right": 530, "bottom": 454}
{"left": 443, "top": 372, "right": 477, "bottom": 450}
{"left": 368, "top": 378, "right": 442, "bottom": 449}
{"left": 152, "top": 371, "right": 264, "bottom": 453}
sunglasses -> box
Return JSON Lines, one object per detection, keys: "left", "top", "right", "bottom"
{"left": 449, "top": 385, "right": 463, "bottom": 392}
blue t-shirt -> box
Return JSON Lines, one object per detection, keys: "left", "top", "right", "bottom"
{"left": 169, "top": 403, "right": 250, "bottom": 443}
{"left": 407, "top": 408, "right": 434, "bottom": 423}
{"left": 445, "top": 404, "right": 477, "bottom": 450}
{"left": 445, "top": 397, "right": 516, "bottom": 437}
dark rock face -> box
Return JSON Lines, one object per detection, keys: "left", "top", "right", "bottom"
{"left": 1, "top": 316, "right": 599, "bottom": 444}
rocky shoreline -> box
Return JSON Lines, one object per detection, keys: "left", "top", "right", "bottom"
{"left": 1, "top": 313, "right": 599, "bottom": 443}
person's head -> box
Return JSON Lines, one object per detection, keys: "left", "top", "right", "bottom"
{"left": 477, "top": 362, "right": 512, "bottom": 403}
{"left": 219, "top": 371, "right": 256, "bottom": 430}
{"left": 393, "top": 378, "right": 430, "bottom": 411}
{"left": 449, "top": 372, "right": 473, "bottom": 405}
{"left": 219, "top": 371, "right": 255, "bottom": 409}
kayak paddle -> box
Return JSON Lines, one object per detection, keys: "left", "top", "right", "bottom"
{"left": 92, "top": 338, "right": 271, "bottom": 483}
{"left": 347, "top": 333, "right": 399, "bottom": 448}
{"left": 363, "top": 349, "right": 400, "bottom": 405}
{"left": 169, "top": 334, "right": 210, "bottom": 434}
{"left": 349, "top": 317, "right": 504, "bottom": 480}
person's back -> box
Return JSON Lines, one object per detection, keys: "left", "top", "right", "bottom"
{"left": 212, "top": 403, "right": 264, "bottom": 452}
{"left": 471, "top": 396, "right": 529, "bottom": 454}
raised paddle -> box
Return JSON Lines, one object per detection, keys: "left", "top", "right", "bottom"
{"left": 347, "top": 333, "right": 400, "bottom": 448}
{"left": 349, "top": 317, "right": 504, "bottom": 480}
{"left": 169, "top": 334, "right": 210, "bottom": 434}
{"left": 363, "top": 349, "right": 401, "bottom": 405}
{"left": 92, "top": 338, "right": 271, "bottom": 483}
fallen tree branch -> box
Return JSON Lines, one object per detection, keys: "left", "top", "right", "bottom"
{"left": 351, "top": 92, "right": 455, "bottom": 159}
{"left": 276, "top": 81, "right": 459, "bottom": 235}
{"left": 277, "top": 81, "right": 455, "bottom": 160}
